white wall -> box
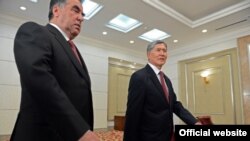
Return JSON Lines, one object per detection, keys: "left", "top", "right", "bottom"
{"left": 0, "top": 14, "right": 146, "bottom": 135}
{"left": 0, "top": 15, "right": 23, "bottom": 135}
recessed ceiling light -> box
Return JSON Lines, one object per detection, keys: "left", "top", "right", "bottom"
{"left": 130, "top": 65, "right": 135, "bottom": 69}
{"left": 20, "top": 6, "right": 27, "bottom": 11}
{"left": 173, "top": 40, "right": 178, "bottom": 43}
{"left": 139, "top": 28, "right": 171, "bottom": 42}
{"left": 83, "top": 0, "right": 103, "bottom": 20}
{"left": 106, "top": 14, "right": 142, "bottom": 33}
{"left": 102, "top": 31, "right": 107, "bottom": 35}
{"left": 202, "top": 29, "right": 208, "bottom": 33}
{"left": 30, "top": 0, "right": 38, "bottom": 3}
{"left": 130, "top": 40, "right": 135, "bottom": 44}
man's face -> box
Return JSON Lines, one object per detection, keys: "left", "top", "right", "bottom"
{"left": 147, "top": 43, "right": 167, "bottom": 69}
{"left": 56, "top": 0, "right": 84, "bottom": 39}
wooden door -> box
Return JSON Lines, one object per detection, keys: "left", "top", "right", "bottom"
{"left": 238, "top": 35, "right": 250, "bottom": 124}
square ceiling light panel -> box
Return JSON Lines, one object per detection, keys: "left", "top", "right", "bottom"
{"left": 106, "top": 14, "right": 142, "bottom": 33}
{"left": 139, "top": 28, "right": 171, "bottom": 42}
{"left": 83, "top": 0, "right": 103, "bottom": 20}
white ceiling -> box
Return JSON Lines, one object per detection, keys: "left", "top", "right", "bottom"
{"left": 0, "top": 0, "right": 250, "bottom": 53}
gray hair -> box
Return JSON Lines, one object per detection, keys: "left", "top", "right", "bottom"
{"left": 48, "top": 0, "right": 84, "bottom": 20}
{"left": 147, "top": 40, "right": 167, "bottom": 52}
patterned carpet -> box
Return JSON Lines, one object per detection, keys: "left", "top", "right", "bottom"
{"left": 0, "top": 130, "right": 123, "bottom": 141}
{"left": 95, "top": 129, "right": 123, "bottom": 141}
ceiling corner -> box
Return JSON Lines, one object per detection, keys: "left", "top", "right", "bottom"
{"left": 142, "top": 0, "right": 250, "bottom": 28}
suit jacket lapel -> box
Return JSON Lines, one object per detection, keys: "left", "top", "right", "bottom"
{"left": 75, "top": 47, "right": 91, "bottom": 82}
{"left": 145, "top": 65, "right": 169, "bottom": 104}
{"left": 46, "top": 24, "right": 90, "bottom": 84}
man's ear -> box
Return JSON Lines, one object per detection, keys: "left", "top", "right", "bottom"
{"left": 52, "top": 5, "right": 60, "bottom": 18}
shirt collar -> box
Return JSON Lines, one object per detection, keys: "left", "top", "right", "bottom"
{"left": 148, "top": 62, "right": 162, "bottom": 75}
{"left": 49, "top": 23, "right": 69, "bottom": 41}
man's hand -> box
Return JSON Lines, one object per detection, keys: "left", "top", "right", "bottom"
{"left": 195, "top": 121, "right": 202, "bottom": 125}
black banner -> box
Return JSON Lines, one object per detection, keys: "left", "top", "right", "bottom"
{"left": 175, "top": 125, "right": 250, "bottom": 140}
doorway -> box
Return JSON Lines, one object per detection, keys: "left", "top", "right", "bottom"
{"left": 107, "top": 57, "right": 143, "bottom": 121}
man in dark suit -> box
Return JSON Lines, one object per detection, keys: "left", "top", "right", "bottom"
{"left": 123, "top": 40, "right": 201, "bottom": 141}
{"left": 10, "top": 0, "right": 100, "bottom": 141}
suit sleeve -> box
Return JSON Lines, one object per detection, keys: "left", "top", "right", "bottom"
{"left": 166, "top": 77, "right": 198, "bottom": 125}
{"left": 123, "top": 72, "right": 146, "bottom": 141}
{"left": 14, "top": 22, "right": 89, "bottom": 141}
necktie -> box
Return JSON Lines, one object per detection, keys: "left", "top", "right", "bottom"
{"left": 68, "top": 40, "right": 82, "bottom": 65}
{"left": 159, "top": 71, "right": 169, "bottom": 102}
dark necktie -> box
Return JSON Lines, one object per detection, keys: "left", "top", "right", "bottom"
{"left": 159, "top": 71, "right": 169, "bottom": 102}
{"left": 68, "top": 40, "right": 82, "bottom": 65}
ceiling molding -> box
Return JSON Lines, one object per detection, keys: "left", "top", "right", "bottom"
{"left": 169, "top": 26, "right": 250, "bottom": 56}
{"left": 143, "top": 0, "right": 250, "bottom": 28}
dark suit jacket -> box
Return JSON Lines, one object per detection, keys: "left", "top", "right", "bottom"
{"left": 10, "top": 22, "right": 93, "bottom": 141}
{"left": 123, "top": 64, "right": 198, "bottom": 141}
